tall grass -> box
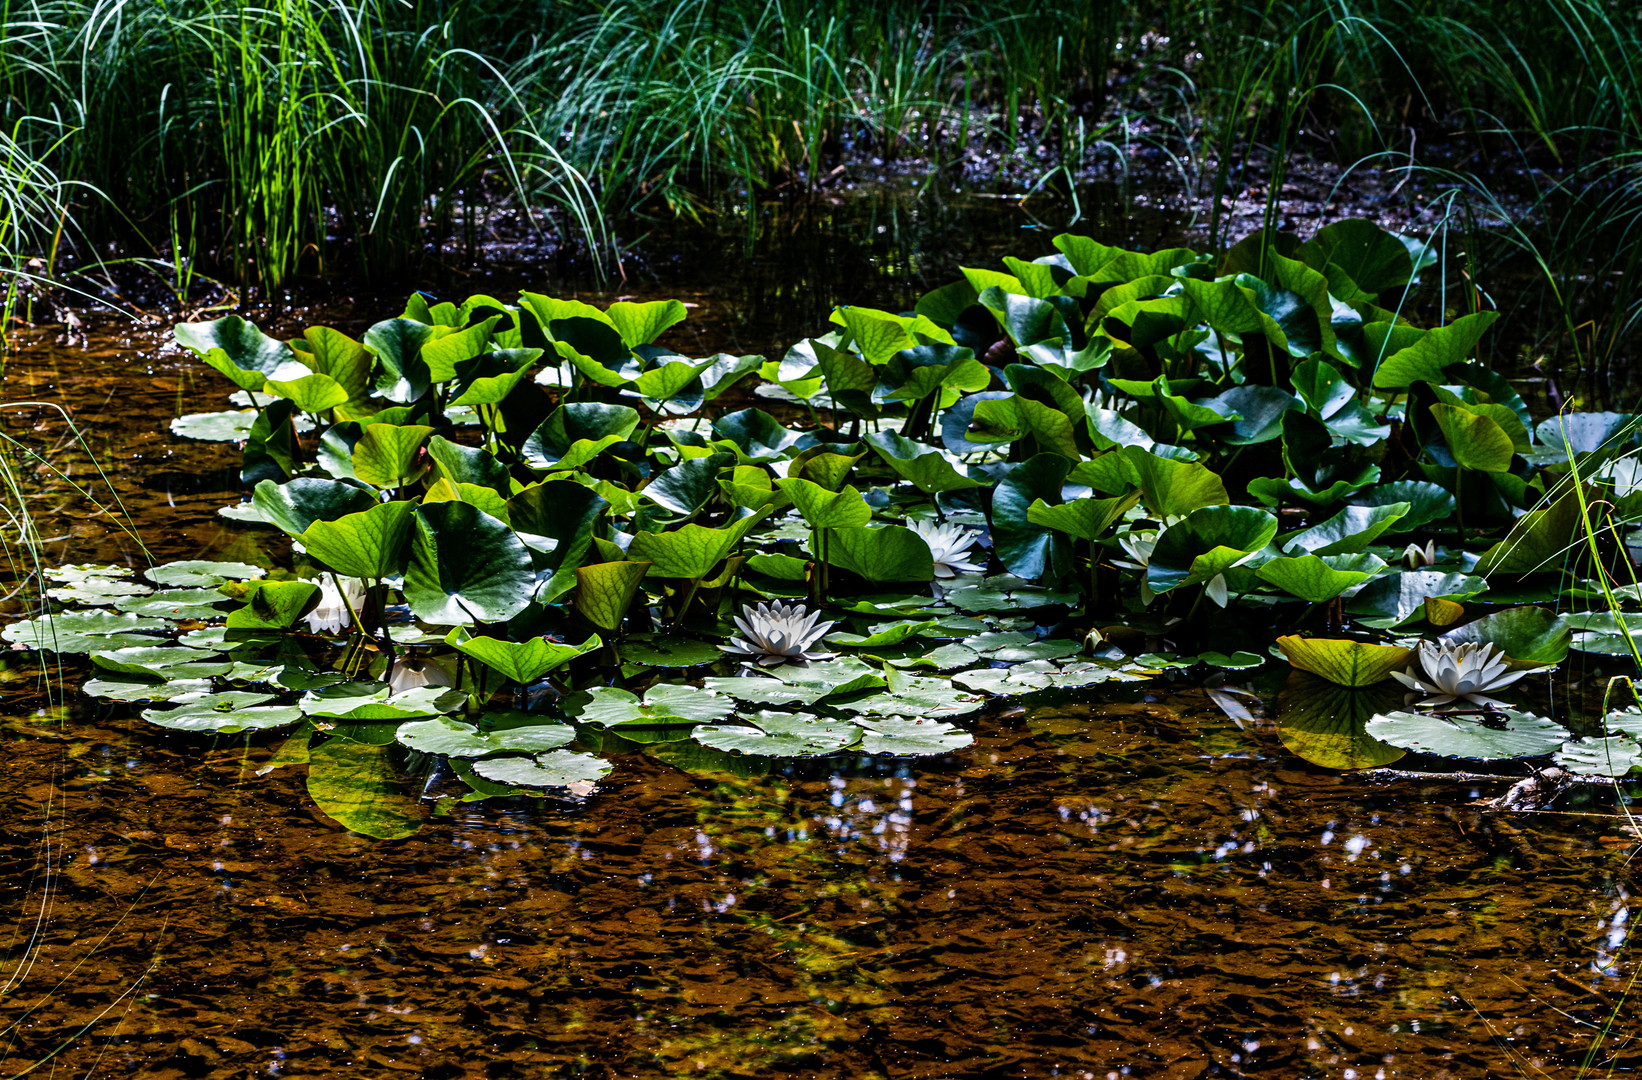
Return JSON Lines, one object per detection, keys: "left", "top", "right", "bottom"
{"left": 0, "top": 0, "right": 1639, "bottom": 350}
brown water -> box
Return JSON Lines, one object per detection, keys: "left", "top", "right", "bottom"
{"left": 0, "top": 190, "right": 1637, "bottom": 1079}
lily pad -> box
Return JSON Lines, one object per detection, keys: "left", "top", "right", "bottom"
{"left": 47, "top": 576, "right": 152, "bottom": 605}
{"left": 694, "top": 712, "right": 861, "bottom": 756}
{"left": 306, "top": 738, "right": 424, "bottom": 839}
{"left": 1276, "top": 672, "right": 1406, "bottom": 770}
{"left": 300, "top": 682, "right": 466, "bottom": 721}
{"left": 470, "top": 751, "right": 612, "bottom": 789}
{"left": 144, "top": 560, "right": 266, "bottom": 588}
{"left": 856, "top": 716, "right": 975, "bottom": 756}
{"left": 1364, "top": 709, "right": 1569, "bottom": 759}
{"left": 397, "top": 716, "right": 575, "bottom": 757}
{"left": 3, "top": 610, "right": 170, "bottom": 652}
{"left": 116, "top": 588, "right": 231, "bottom": 620}
{"left": 1276, "top": 636, "right": 1413, "bottom": 687}
{"left": 570, "top": 684, "right": 734, "bottom": 727}
{"left": 1555, "top": 737, "right": 1642, "bottom": 778}
{"left": 699, "top": 676, "right": 826, "bottom": 705}
{"left": 142, "top": 692, "right": 304, "bottom": 733}
{"left": 623, "top": 635, "right": 726, "bottom": 668}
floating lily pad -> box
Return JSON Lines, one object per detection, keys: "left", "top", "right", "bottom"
{"left": 300, "top": 683, "right": 466, "bottom": 721}
{"left": 89, "top": 646, "right": 232, "bottom": 680}
{"left": 471, "top": 750, "right": 612, "bottom": 789}
{"left": 47, "top": 577, "right": 152, "bottom": 605}
{"left": 82, "top": 676, "right": 214, "bottom": 702}
{"left": 141, "top": 692, "right": 304, "bottom": 733}
{"left": 570, "top": 684, "right": 734, "bottom": 727}
{"left": 116, "top": 588, "right": 231, "bottom": 620}
{"left": 831, "top": 671, "right": 987, "bottom": 718}
{"left": 1276, "top": 672, "right": 1406, "bottom": 770}
{"left": 170, "top": 409, "right": 259, "bottom": 442}
{"left": 1555, "top": 737, "right": 1642, "bottom": 778}
{"left": 1364, "top": 709, "right": 1569, "bottom": 759}
{"left": 306, "top": 739, "right": 423, "bottom": 839}
{"left": 623, "top": 635, "right": 725, "bottom": 668}
{"left": 694, "top": 712, "right": 861, "bottom": 756}
{"left": 856, "top": 716, "right": 974, "bottom": 756}
{"left": 700, "top": 676, "right": 826, "bottom": 705}
{"left": 145, "top": 561, "right": 266, "bottom": 588}
{"left": 3, "top": 611, "right": 170, "bottom": 652}
{"left": 397, "top": 716, "right": 575, "bottom": 757}
{"left": 967, "top": 631, "right": 1084, "bottom": 662}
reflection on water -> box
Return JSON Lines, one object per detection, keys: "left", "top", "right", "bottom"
{"left": 0, "top": 185, "right": 1636, "bottom": 1077}
{"left": 0, "top": 689, "right": 1636, "bottom": 1077}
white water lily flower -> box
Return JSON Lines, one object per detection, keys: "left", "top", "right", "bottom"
{"left": 305, "top": 576, "right": 365, "bottom": 634}
{"left": 908, "top": 520, "right": 984, "bottom": 578}
{"left": 1401, "top": 540, "right": 1437, "bottom": 570}
{"left": 1115, "top": 530, "right": 1156, "bottom": 569}
{"left": 722, "top": 601, "right": 836, "bottom": 666}
{"left": 1391, "top": 640, "right": 1544, "bottom": 708}
{"left": 384, "top": 657, "right": 453, "bottom": 694}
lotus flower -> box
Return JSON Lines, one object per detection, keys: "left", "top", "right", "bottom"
{"left": 384, "top": 657, "right": 453, "bottom": 694}
{"left": 722, "top": 601, "right": 835, "bottom": 666}
{"left": 909, "top": 520, "right": 984, "bottom": 578}
{"left": 1391, "top": 640, "right": 1545, "bottom": 708}
{"left": 305, "top": 576, "right": 365, "bottom": 634}
{"left": 1401, "top": 540, "right": 1437, "bottom": 570}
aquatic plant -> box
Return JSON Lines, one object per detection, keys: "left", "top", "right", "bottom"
{"left": 1390, "top": 640, "right": 1538, "bottom": 709}
{"left": 722, "top": 601, "right": 835, "bottom": 666}
{"left": 909, "top": 521, "right": 984, "bottom": 579}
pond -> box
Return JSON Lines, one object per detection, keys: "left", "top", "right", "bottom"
{"left": 0, "top": 185, "right": 1636, "bottom": 1078}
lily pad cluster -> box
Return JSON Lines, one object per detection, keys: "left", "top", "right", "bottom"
{"left": 11, "top": 218, "right": 1642, "bottom": 830}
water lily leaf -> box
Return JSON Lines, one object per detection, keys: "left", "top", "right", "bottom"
{"left": 832, "top": 670, "right": 986, "bottom": 719}
{"left": 856, "top": 716, "right": 974, "bottom": 756}
{"left": 397, "top": 716, "right": 575, "bottom": 757}
{"left": 1431, "top": 404, "right": 1514, "bottom": 473}
{"left": 628, "top": 517, "right": 760, "bottom": 579}
{"left": 943, "top": 577, "right": 1081, "bottom": 612}
{"left": 448, "top": 349, "right": 541, "bottom": 406}
{"left": 265, "top": 366, "right": 349, "bottom": 413}
{"left": 253, "top": 478, "right": 378, "bottom": 537}
{"left": 3, "top": 610, "right": 169, "bottom": 652}
{"left": 1347, "top": 481, "right": 1454, "bottom": 533}
{"left": 694, "top": 712, "right": 861, "bottom": 756}
{"left": 1149, "top": 506, "right": 1278, "bottom": 593}
{"left": 607, "top": 298, "right": 688, "bottom": 347}
{"left": 225, "top": 580, "right": 319, "bottom": 629}
{"left": 1281, "top": 503, "right": 1409, "bottom": 555}
{"left": 700, "top": 676, "right": 826, "bottom": 705}
{"left": 298, "top": 500, "right": 416, "bottom": 580}
{"left": 967, "top": 631, "right": 1083, "bottom": 662}
{"left": 864, "top": 431, "right": 984, "bottom": 492}
{"left": 1370, "top": 310, "right": 1499, "bottom": 389}
{"left": 1118, "top": 446, "right": 1229, "bottom": 519}
{"left": 470, "top": 750, "right": 612, "bottom": 790}
{"left": 1555, "top": 737, "right": 1642, "bottom": 777}
{"left": 1258, "top": 553, "right": 1386, "bottom": 603}
{"left": 768, "top": 657, "right": 886, "bottom": 697}
{"left": 365, "top": 318, "right": 438, "bottom": 403}
{"left": 1199, "top": 651, "right": 1267, "bottom": 669}
{"left": 522, "top": 402, "right": 641, "bottom": 469}
{"left": 297, "top": 325, "right": 373, "bottom": 417}
{"left": 349, "top": 423, "right": 435, "bottom": 488}
{"left": 83, "top": 675, "right": 214, "bottom": 702}
{"left": 1027, "top": 492, "right": 1141, "bottom": 543}
{"left": 90, "top": 646, "right": 231, "bottom": 680}
{"left": 573, "top": 561, "right": 651, "bottom": 631}
{"left": 176, "top": 315, "right": 292, "bottom": 391}
{"left": 115, "top": 588, "right": 230, "bottom": 620}
{"left": 300, "top": 682, "right": 465, "bottom": 720}
{"left": 47, "top": 576, "right": 152, "bottom": 605}
{"left": 1440, "top": 606, "right": 1570, "bottom": 665}
{"left": 445, "top": 627, "right": 601, "bottom": 683}
{"left": 953, "top": 658, "right": 1143, "bottom": 693}
{"left": 1347, "top": 571, "right": 1490, "bottom": 623}
{"left": 1276, "top": 671, "right": 1406, "bottom": 769}
{"left": 1534, "top": 412, "right": 1638, "bottom": 458}
{"left": 1365, "top": 709, "right": 1568, "bottom": 759}
{"left": 145, "top": 560, "right": 265, "bottom": 588}
{"left": 826, "top": 526, "right": 935, "bottom": 583}
{"left": 826, "top": 619, "right": 938, "bottom": 647}
{"left": 992, "top": 454, "right": 1073, "bottom": 580}
{"left": 1472, "top": 489, "right": 1587, "bottom": 576}
{"left": 404, "top": 502, "right": 535, "bottom": 625}
{"left": 778, "top": 478, "right": 872, "bottom": 529}
{"left": 306, "top": 739, "right": 423, "bottom": 838}
{"left": 1276, "top": 636, "right": 1413, "bottom": 687}
{"left": 170, "top": 410, "right": 261, "bottom": 442}
{"left": 714, "top": 409, "right": 804, "bottom": 461}
{"left": 142, "top": 691, "right": 303, "bottom": 733}
{"left": 623, "top": 635, "right": 725, "bottom": 667}
{"left": 571, "top": 684, "right": 733, "bottom": 727}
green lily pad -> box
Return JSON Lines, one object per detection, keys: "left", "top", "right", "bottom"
{"left": 82, "top": 676, "right": 214, "bottom": 702}
{"left": 144, "top": 560, "right": 266, "bottom": 588}
{"left": 1364, "top": 709, "right": 1569, "bottom": 759}
{"left": 471, "top": 751, "right": 612, "bottom": 789}
{"left": 700, "top": 676, "right": 827, "bottom": 705}
{"left": 142, "top": 693, "right": 304, "bottom": 733}
{"left": 856, "top": 716, "right": 975, "bottom": 756}
{"left": 89, "top": 646, "right": 232, "bottom": 680}
{"left": 444, "top": 628, "right": 601, "bottom": 683}
{"left": 1275, "top": 636, "right": 1413, "bottom": 687}
{"left": 115, "top": 588, "right": 231, "bottom": 620}
{"left": 306, "top": 738, "right": 424, "bottom": 839}
{"left": 46, "top": 574, "right": 152, "bottom": 605}
{"left": 1440, "top": 607, "right": 1570, "bottom": 665}
{"left": 826, "top": 619, "right": 938, "bottom": 648}
{"left": 966, "top": 631, "right": 1084, "bottom": 662}
{"left": 831, "top": 670, "right": 987, "bottom": 719}
{"left": 623, "top": 635, "right": 726, "bottom": 668}
{"left": 1555, "top": 737, "right": 1642, "bottom": 778}
{"left": 1276, "top": 672, "right": 1407, "bottom": 770}
{"left": 300, "top": 682, "right": 466, "bottom": 720}
{"left": 397, "top": 716, "right": 575, "bottom": 757}
{"left": 404, "top": 502, "right": 535, "bottom": 625}
{"left": 693, "top": 712, "right": 861, "bottom": 756}
{"left": 3, "top": 610, "right": 170, "bottom": 652}
{"left": 570, "top": 684, "right": 734, "bottom": 727}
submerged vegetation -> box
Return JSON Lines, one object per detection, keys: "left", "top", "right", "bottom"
{"left": 8, "top": 218, "right": 1642, "bottom": 833}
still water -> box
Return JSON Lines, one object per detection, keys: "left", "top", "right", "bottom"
{"left": 0, "top": 188, "right": 1635, "bottom": 1078}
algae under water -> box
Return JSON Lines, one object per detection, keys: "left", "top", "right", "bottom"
{"left": 0, "top": 188, "right": 1637, "bottom": 1078}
